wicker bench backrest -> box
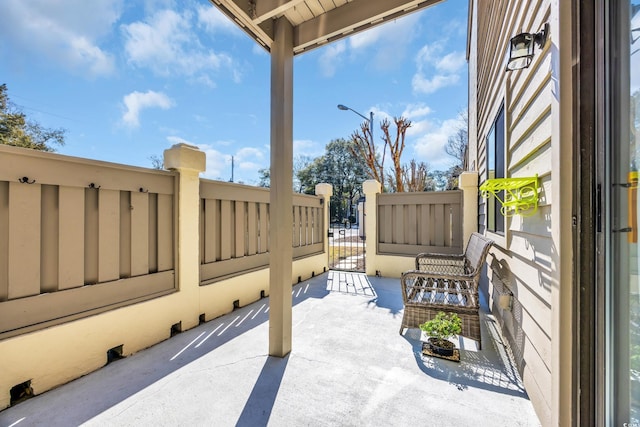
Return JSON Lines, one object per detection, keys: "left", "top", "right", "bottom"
{"left": 464, "top": 232, "right": 494, "bottom": 277}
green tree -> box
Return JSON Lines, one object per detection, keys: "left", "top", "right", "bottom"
{"left": 257, "top": 167, "right": 270, "bottom": 187}
{"left": 298, "top": 138, "right": 369, "bottom": 222}
{"left": 257, "top": 155, "right": 312, "bottom": 191}
{"left": 0, "top": 84, "right": 66, "bottom": 151}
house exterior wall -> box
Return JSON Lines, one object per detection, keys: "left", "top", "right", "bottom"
{"left": 469, "top": 1, "right": 573, "bottom": 425}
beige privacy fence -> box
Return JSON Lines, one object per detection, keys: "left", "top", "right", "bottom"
{"left": 199, "top": 180, "right": 324, "bottom": 284}
{"left": 376, "top": 190, "right": 464, "bottom": 255}
{"left": 0, "top": 145, "right": 325, "bottom": 340}
{"left": 0, "top": 146, "right": 177, "bottom": 339}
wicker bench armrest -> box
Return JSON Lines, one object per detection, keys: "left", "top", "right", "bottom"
{"left": 402, "top": 269, "right": 474, "bottom": 283}
{"left": 415, "top": 253, "right": 465, "bottom": 270}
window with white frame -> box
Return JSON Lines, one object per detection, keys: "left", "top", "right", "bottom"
{"left": 486, "top": 105, "right": 505, "bottom": 234}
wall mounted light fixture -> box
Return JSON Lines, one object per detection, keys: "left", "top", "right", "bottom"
{"left": 506, "top": 23, "right": 549, "bottom": 71}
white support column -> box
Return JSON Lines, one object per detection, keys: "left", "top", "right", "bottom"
{"left": 269, "top": 16, "right": 294, "bottom": 358}
{"left": 163, "top": 143, "right": 206, "bottom": 331}
{"left": 315, "top": 183, "right": 333, "bottom": 263}
{"left": 362, "top": 180, "right": 381, "bottom": 276}
{"left": 554, "top": 1, "right": 574, "bottom": 424}
{"left": 459, "top": 171, "right": 479, "bottom": 249}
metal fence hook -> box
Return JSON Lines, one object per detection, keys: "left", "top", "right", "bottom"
{"left": 18, "top": 176, "right": 36, "bottom": 184}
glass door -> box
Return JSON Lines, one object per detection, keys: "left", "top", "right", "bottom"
{"left": 608, "top": 1, "right": 640, "bottom": 424}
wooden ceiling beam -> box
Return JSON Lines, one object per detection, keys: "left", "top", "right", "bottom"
{"left": 294, "top": 0, "right": 443, "bottom": 53}
{"left": 254, "top": 0, "right": 307, "bottom": 24}
{"left": 210, "top": 0, "right": 444, "bottom": 55}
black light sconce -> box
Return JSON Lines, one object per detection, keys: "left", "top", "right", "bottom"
{"left": 506, "top": 23, "right": 549, "bottom": 71}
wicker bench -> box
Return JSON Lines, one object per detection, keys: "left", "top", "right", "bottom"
{"left": 399, "top": 232, "right": 494, "bottom": 349}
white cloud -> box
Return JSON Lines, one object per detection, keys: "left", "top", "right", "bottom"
{"left": 213, "top": 139, "right": 233, "bottom": 147}
{"left": 0, "top": 0, "right": 120, "bottom": 77}
{"left": 294, "top": 139, "right": 323, "bottom": 158}
{"left": 122, "top": 90, "right": 173, "bottom": 127}
{"left": 411, "top": 41, "right": 464, "bottom": 95}
{"left": 402, "top": 103, "right": 433, "bottom": 120}
{"left": 121, "top": 8, "right": 239, "bottom": 83}
{"left": 318, "top": 41, "right": 346, "bottom": 77}
{"left": 412, "top": 73, "right": 460, "bottom": 94}
{"left": 436, "top": 51, "right": 466, "bottom": 73}
{"left": 406, "top": 118, "right": 432, "bottom": 137}
{"left": 315, "top": 10, "right": 422, "bottom": 76}
{"left": 368, "top": 13, "right": 423, "bottom": 71}
{"left": 166, "top": 136, "right": 187, "bottom": 145}
{"left": 252, "top": 43, "right": 269, "bottom": 56}
{"left": 196, "top": 4, "right": 239, "bottom": 35}
{"left": 236, "top": 147, "right": 264, "bottom": 162}
{"left": 414, "top": 41, "right": 446, "bottom": 66}
{"left": 238, "top": 160, "right": 262, "bottom": 172}
{"left": 349, "top": 26, "right": 384, "bottom": 50}
{"left": 196, "top": 143, "right": 232, "bottom": 180}
{"left": 412, "top": 116, "right": 465, "bottom": 170}
{"left": 190, "top": 143, "right": 267, "bottom": 181}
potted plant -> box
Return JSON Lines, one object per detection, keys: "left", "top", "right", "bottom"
{"left": 419, "top": 311, "right": 462, "bottom": 357}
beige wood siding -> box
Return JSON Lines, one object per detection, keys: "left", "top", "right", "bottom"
{"left": 474, "top": 0, "right": 553, "bottom": 424}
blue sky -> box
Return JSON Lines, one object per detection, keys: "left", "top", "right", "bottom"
{"left": 0, "top": 0, "right": 469, "bottom": 185}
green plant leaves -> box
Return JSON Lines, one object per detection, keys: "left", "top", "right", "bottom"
{"left": 419, "top": 311, "right": 462, "bottom": 340}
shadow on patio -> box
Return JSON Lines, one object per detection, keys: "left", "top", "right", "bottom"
{"left": 0, "top": 272, "right": 540, "bottom": 427}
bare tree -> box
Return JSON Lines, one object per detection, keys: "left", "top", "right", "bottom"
{"left": 381, "top": 117, "right": 411, "bottom": 193}
{"left": 402, "top": 159, "right": 433, "bottom": 192}
{"left": 445, "top": 109, "right": 468, "bottom": 169}
{"left": 149, "top": 155, "right": 164, "bottom": 170}
{"left": 349, "top": 116, "right": 411, "bottom": 192}
{"left": 348, "top": 121, "right": 386, "bottom": 186}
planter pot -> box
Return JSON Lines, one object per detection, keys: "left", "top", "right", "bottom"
{"left": 428, "top": 337, "right": 455, "bottom": 357}
{"left": 421, "top": 337, "right": 460, "bottom": 362}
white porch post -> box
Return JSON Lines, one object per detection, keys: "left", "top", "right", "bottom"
{"left": 362, "top": 180, "right": 381, "bottom": 276}
{"left": 163, "top": 143, "right": 206, "bottom": 330}
{"left": 315, "top": 183, "right": 333, "bottom": 260}
{"left": 459, "top": 171, "right": 479, "bottom": 249}
{"left": 269, "top": 16, "right": 294, "bottom": 357}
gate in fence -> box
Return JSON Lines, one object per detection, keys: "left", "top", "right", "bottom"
{"left": 328, "top": 199, "right": 365, "bottom": 272}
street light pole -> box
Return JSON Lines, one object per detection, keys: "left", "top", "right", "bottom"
{"left": 337, "top": 103, "right": 375, "bottom": 225}
{"left": 337, "top": 104, "right": 374, "bottom": 144}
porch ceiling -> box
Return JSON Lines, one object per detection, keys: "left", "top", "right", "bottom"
{"left": 209, "top": 0, "right": 444, "bottom": 55}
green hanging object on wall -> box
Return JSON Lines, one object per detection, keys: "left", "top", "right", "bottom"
{"left": 479, "top": 175, "right": 539, "bottom": 217}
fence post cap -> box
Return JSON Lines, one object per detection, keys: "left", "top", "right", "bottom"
{"left": 363, "top": 180, "right": 381, "bottom": 194}
{"left": 458, "top": 171, "right": 478, "bottom": 187}
{"left": 163, "top": 143, "right": 206, "bottom": 172}
{"left": 315, "top": 183, "right": 333, "bottom": 197}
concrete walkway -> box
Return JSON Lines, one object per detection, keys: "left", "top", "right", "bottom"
{"left": 0, "top": 272, "right": 540, "bottom": 427}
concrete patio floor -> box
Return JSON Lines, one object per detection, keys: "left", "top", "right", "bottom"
{"left": 0, "top": 271, "right": 540, "bottom": 427}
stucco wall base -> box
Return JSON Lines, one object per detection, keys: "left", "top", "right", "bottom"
{"left": 0, "top": 254, "right": 326, "bottom": 410}
{"left": 0, "top": 291, "right": 187, "bottom": 410}
{"left": 366, "top": 254, "right": 415, "bottom": 278}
